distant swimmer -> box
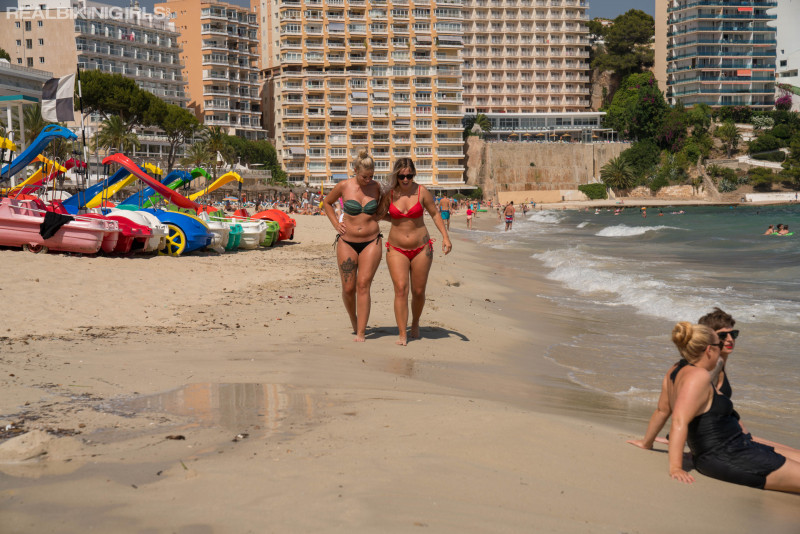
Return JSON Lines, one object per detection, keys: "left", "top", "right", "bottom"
{"left": 764, "top": 224, "right": 775, "bottom": 235}
{"left": 778, "top": 224, "right": 791, "bottom": 236}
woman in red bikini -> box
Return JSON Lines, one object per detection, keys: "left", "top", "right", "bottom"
{"left": 322, "top": 149, "right": 383, "bottom": 342}
{"left": 381, "top": 158, "right": 452, "bottom": 345}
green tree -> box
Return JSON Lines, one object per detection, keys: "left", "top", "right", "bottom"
{"left": 715, "top": 121, "right": 740, "bottom": 158}
{"left": 202, "top": 126, "right": 233, "bottom": 178}
{"left": 620, "top": 138, "right": 661, "bottom": 181}
{"left": 600, "top": 156, "right": 636, "bottom": 192}
{"left": 80, "top": 70, "right": 159, "bottom": 130}
{"left": 23, "top": 104, "right": 49, "bottom": 142}
{"left": 157, "top": 104, "right": 200, "bottom": 173}
{"left": 181, "top": 142, "right": 213, "bottom": 169}
{"left": 587, "top": 18, "right": 607, "bottom": 40}
{"left": 591, "top": 10, "right": 654, "bottom": 77}
{"left": 686, "top": 104, "right": 712, "bottom": 135}
{"left": 93, "top": 115, "right": 140, "bottom": 154}
{"left": 463, "top": 113, "right": 491, "bottom": 138}
{"left": 0, "top": 47, "right": 10, "bottom": 61}
{"left": 603, "top": 72, "right": 669, "bottom": 141}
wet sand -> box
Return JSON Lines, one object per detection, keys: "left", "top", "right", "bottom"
{"left": 1, "top": 213, "right": 798, "bottom": 533}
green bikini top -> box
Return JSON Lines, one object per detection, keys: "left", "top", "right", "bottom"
{"left": 343, "top": 199, "right": 378, "bottom": 216}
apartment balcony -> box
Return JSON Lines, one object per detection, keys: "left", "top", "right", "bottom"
{"left": 436, "top": 135, "right": 462, "bottom": 143}
{"left": 668, "top": 1, "right": 776, "bottom": 14}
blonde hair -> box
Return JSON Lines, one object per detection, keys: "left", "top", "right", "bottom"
{"left": 671, "top": 322, "right": 716, "bottom": 363}
{"left": 388, "top": 157, "right": 417, "bottom": 190}
{"left": 353, "top": 148, "right": 375, "bottom": 174}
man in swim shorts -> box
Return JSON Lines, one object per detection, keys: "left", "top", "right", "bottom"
{"left": 503, "top": 201, "right": 515, "bottom": 231}
{"left": 438, "top": 194, "right": 453, "bottom": 230}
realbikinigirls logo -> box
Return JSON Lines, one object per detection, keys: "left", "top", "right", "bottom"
{"left": 3, "top": 5, "right": 171, "bottom": 21}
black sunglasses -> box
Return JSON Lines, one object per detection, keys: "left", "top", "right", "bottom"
{"left": 710, "top": 341, "right": 726, "bottom": 350}
{"left": 718, "top": 330, "right": 739, "bottom": 340}
{"left": 398, "top": 173, "right": 415, "bottom": 180}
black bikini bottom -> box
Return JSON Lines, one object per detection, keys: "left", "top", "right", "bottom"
{"left": 335, "top": 233, "right": 383, "bottom": 255}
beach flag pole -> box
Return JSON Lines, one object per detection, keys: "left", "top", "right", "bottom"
{"left": 75, "top": 65, "right": 90, "bottom": 196}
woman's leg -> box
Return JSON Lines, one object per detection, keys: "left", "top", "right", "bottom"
{"left": 337, "top": 241, "right": 359, "bottom": 335}
{"left": 386, "top": 247, "right": 411, "bottom": 345}
{"left": 352, "top": 238, "right": 382, "bottom": 342}
{"left": 408, "top": 240, "right": 434, "bottom": 339}
{"left": 764, "top": 457, "right": 800, "bottom": 494}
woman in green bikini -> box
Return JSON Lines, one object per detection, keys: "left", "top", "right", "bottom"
{"left": 323, "top": 149, "right": 383, "bottom": 342}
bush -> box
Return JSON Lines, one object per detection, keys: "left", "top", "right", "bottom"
{"left": 648, "top": 174, "right": 670, "bottom": 192}
{"left": 716, "top": 105, "right": 753, "bottom": 124}
{"left": 578, "top": 183, "right": 608, "bottom": 200}
{"left": 771, "top": 123, "right": 792, "bottom": 140}
{"left": 752, "top": 115, "right": 774, "bottom": 131}
{"left": 753, "top": 150, "right": 786, "bottom": 162}
{"left": 749, "top": 134, "right": 781, "bottom": 154}
{"left": 718, "top": 178, "right": 738, "bottom": 193}
{"left": 620, "top": 139, "right": 661, "bottom": 179}
{"left": 749, "top": 167, "right": 778, "bottom": 190}
{"left": 775, "top": 94, "right": 793, "bottom": 111}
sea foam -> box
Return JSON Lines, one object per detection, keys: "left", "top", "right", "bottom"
{"left": 595, "top": 224, "right": 679, "bottom": 237}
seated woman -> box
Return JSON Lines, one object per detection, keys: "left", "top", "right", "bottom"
{"left": 322, "top": 149, "right": 383, "bottom": 342}
{"left": 380, "top": 158, "right": 452, "bottom": 345}
{"left": 629, "top": 322, "right": 800, "bottom": 492}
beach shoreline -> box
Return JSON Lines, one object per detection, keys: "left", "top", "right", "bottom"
{"left": 1, "top": 213, "right": 799, "bottom": 532}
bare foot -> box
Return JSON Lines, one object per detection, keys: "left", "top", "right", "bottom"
{"left": 409, "top": 324, "right": 420, "bottom": 339}
{"left": 395, "top": 336, "right": 407, "bottom": 346}
{"left": 354, "top": 334, "right": 366, "bottom": 342}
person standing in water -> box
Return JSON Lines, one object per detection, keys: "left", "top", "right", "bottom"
{"left": 503, "top": 201, "right": 515, "bottom": 231}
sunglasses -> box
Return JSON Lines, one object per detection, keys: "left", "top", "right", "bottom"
{"left": 710, "top": 341, "right": 726, "bottom": 350}
{"left": 717, "top": 330, "right": 739, "bottom": 340}
{"left": 398, "top": 174, "right": 415, "bottom": 180}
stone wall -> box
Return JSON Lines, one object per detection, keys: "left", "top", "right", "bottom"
{"left": 464, "top": 137, "right": 630, "bottom": 202}
{"left": 628, "top": 185, "right": 706, "bottom": 200}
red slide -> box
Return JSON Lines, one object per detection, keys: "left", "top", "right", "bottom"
{"left": 102, "top": 153, "right": 200, "bottom": 212}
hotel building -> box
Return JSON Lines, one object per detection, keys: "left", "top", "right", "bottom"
{"left": 0, "top": 0, "right": 188, "bottom": 163}
{"left": 462, "top": 0, "right": 598, "bottom": 138}
{"left": 772, "top": 0, "right": 800, "bottom": 90}
{"left": 656, "top": 0, "right": 777, "bottom": 109}
{"left": 258, "top": 0, "right": 466, "bottom": 187}
{"left": 156, "top": 0, "right": 264, "bottom": 140}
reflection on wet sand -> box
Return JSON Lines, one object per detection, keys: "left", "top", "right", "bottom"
{"left": 114, "top": 383, "right": 316, "bottom": 433}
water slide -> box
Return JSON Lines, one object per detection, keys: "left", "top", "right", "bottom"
{"left": 7, "top": 155, "right": 66, "bottom": 196}
{"left": 61, "top": 166, "right": 134, "bottom": 214}
{"left": 102, "top": 153, "right": 200, "bottom": 212}
{"left": 119, "top": 169, "right": 192, "bottom": 208}
{"left": 188, "top": 171, "right": 242, "bottom": 202}
{"left": 0, "top": 125, "right": 77, "bottom": 181}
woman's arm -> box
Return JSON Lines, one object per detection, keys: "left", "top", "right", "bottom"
{"left": 323, "top": 182, "right": 346, "bottom": 234}
{"left": 419, "top": 186, "right": 452, "bottom": 255}
{"left": 628, "top": 373, "right": 672, "bottom": 450}
{"left": 667, "top": 370, "right": 711, "bottom": 483}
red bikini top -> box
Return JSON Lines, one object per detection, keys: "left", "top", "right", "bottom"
{"left": 389, "top": 187, "right": 424, "bottom": 219}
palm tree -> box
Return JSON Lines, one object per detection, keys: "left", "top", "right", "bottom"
{"left": 23, "top": 104, "right": 48, "bottom": 143}
{"left": 202, "top": 126, "right": 232, "bottom": 178}
{"left": 715, "top": 120, "right": 740, "bottom": 158}
{"left": 463, "top": 113, "right": 492, "bottom": 139}
{"left": 94, "top": 115, "right": 140, "bottom": 154}
{"left": 600, "top": 156, "right": 636, "bottom": 192}
{"left": 181, "top": 141, "right": 213, "bottom": 169}
{"left": 474, "top": 113, "right": 491, "bottom": 133}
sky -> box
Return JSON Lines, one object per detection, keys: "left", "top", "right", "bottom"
{"left": 0, "top": 0, "right": 654, "bottom": 20}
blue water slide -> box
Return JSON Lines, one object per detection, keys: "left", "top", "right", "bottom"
{"left": 61, "top": 166, "right": 135, "bottom": 214}
{"left": 119, "top": 169, "right": 192, "bottom": 207}
{"left": 0, "top": 125, "right": 77, "bottom": 181}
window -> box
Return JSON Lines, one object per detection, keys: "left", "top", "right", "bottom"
{"left": 16, "top": 39, "right": 21, "bottom": 46}
{"left": 17, "top": 58, "right": 22, "bottom": 64}
{"left": 26, "top": 39, "right": 32, "bottom": 49}
{"left": 39, "top": 57, "right": 45, "bottom": 63}
{"left": 38, "top": 21, "right": 43, "bottom": 27}
{"left": 27, "top": 57, "right": 33, "bottom": 67}
{"left": 15, "top": 21, "right": 20, "bottom": 28}
{"left": 38, "top": 39, "right": 44, "bottom": 45}
{"left": 25, "top": 21, "right": 31, "bottom": 31}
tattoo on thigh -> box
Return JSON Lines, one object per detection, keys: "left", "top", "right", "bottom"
{"left": 340, "top": 257, "right": 356, "bottom": 282}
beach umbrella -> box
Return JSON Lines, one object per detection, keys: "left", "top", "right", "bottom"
{"left": 508, "top": 133, "right": 518, "bottom": 138}
{"left": 535, "top": 133, "right": 545, "bottom": 137}
{"left": 222, "top": 196, "right": 238, "bottom": 201}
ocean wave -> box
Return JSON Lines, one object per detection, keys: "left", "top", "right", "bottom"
{"left": 595, "top": 224, "right": 680, "bottom": 237}
{"left": 527, "top": 211, "right": 566, "bottom": 225}
{"left": 577, "top": 221, "right": 589, "bottom": 229}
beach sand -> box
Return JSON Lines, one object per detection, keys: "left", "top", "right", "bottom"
{"left": 1, "top": 213, "right": 798, "bottom": 533}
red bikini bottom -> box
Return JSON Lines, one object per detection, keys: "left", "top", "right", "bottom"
{"left": 386, "top": 239, "right": 433, "bottom": 260}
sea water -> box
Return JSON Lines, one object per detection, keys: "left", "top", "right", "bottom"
{"left": 461, "top": 204, "right": 800, "bottom": 444}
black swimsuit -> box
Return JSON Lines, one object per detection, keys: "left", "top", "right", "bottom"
{"left": 671, "top": 360, "right": 786, "bottom": 489}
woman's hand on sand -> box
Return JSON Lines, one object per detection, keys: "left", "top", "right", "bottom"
{"left": 442, "top": 238, "right": 452, "bottom": 255}
{"left": 669, "top": 467, "right": 695, "bottom": 484}
{"left": 626, "top": 439, "right": 653, "bottom": 450}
